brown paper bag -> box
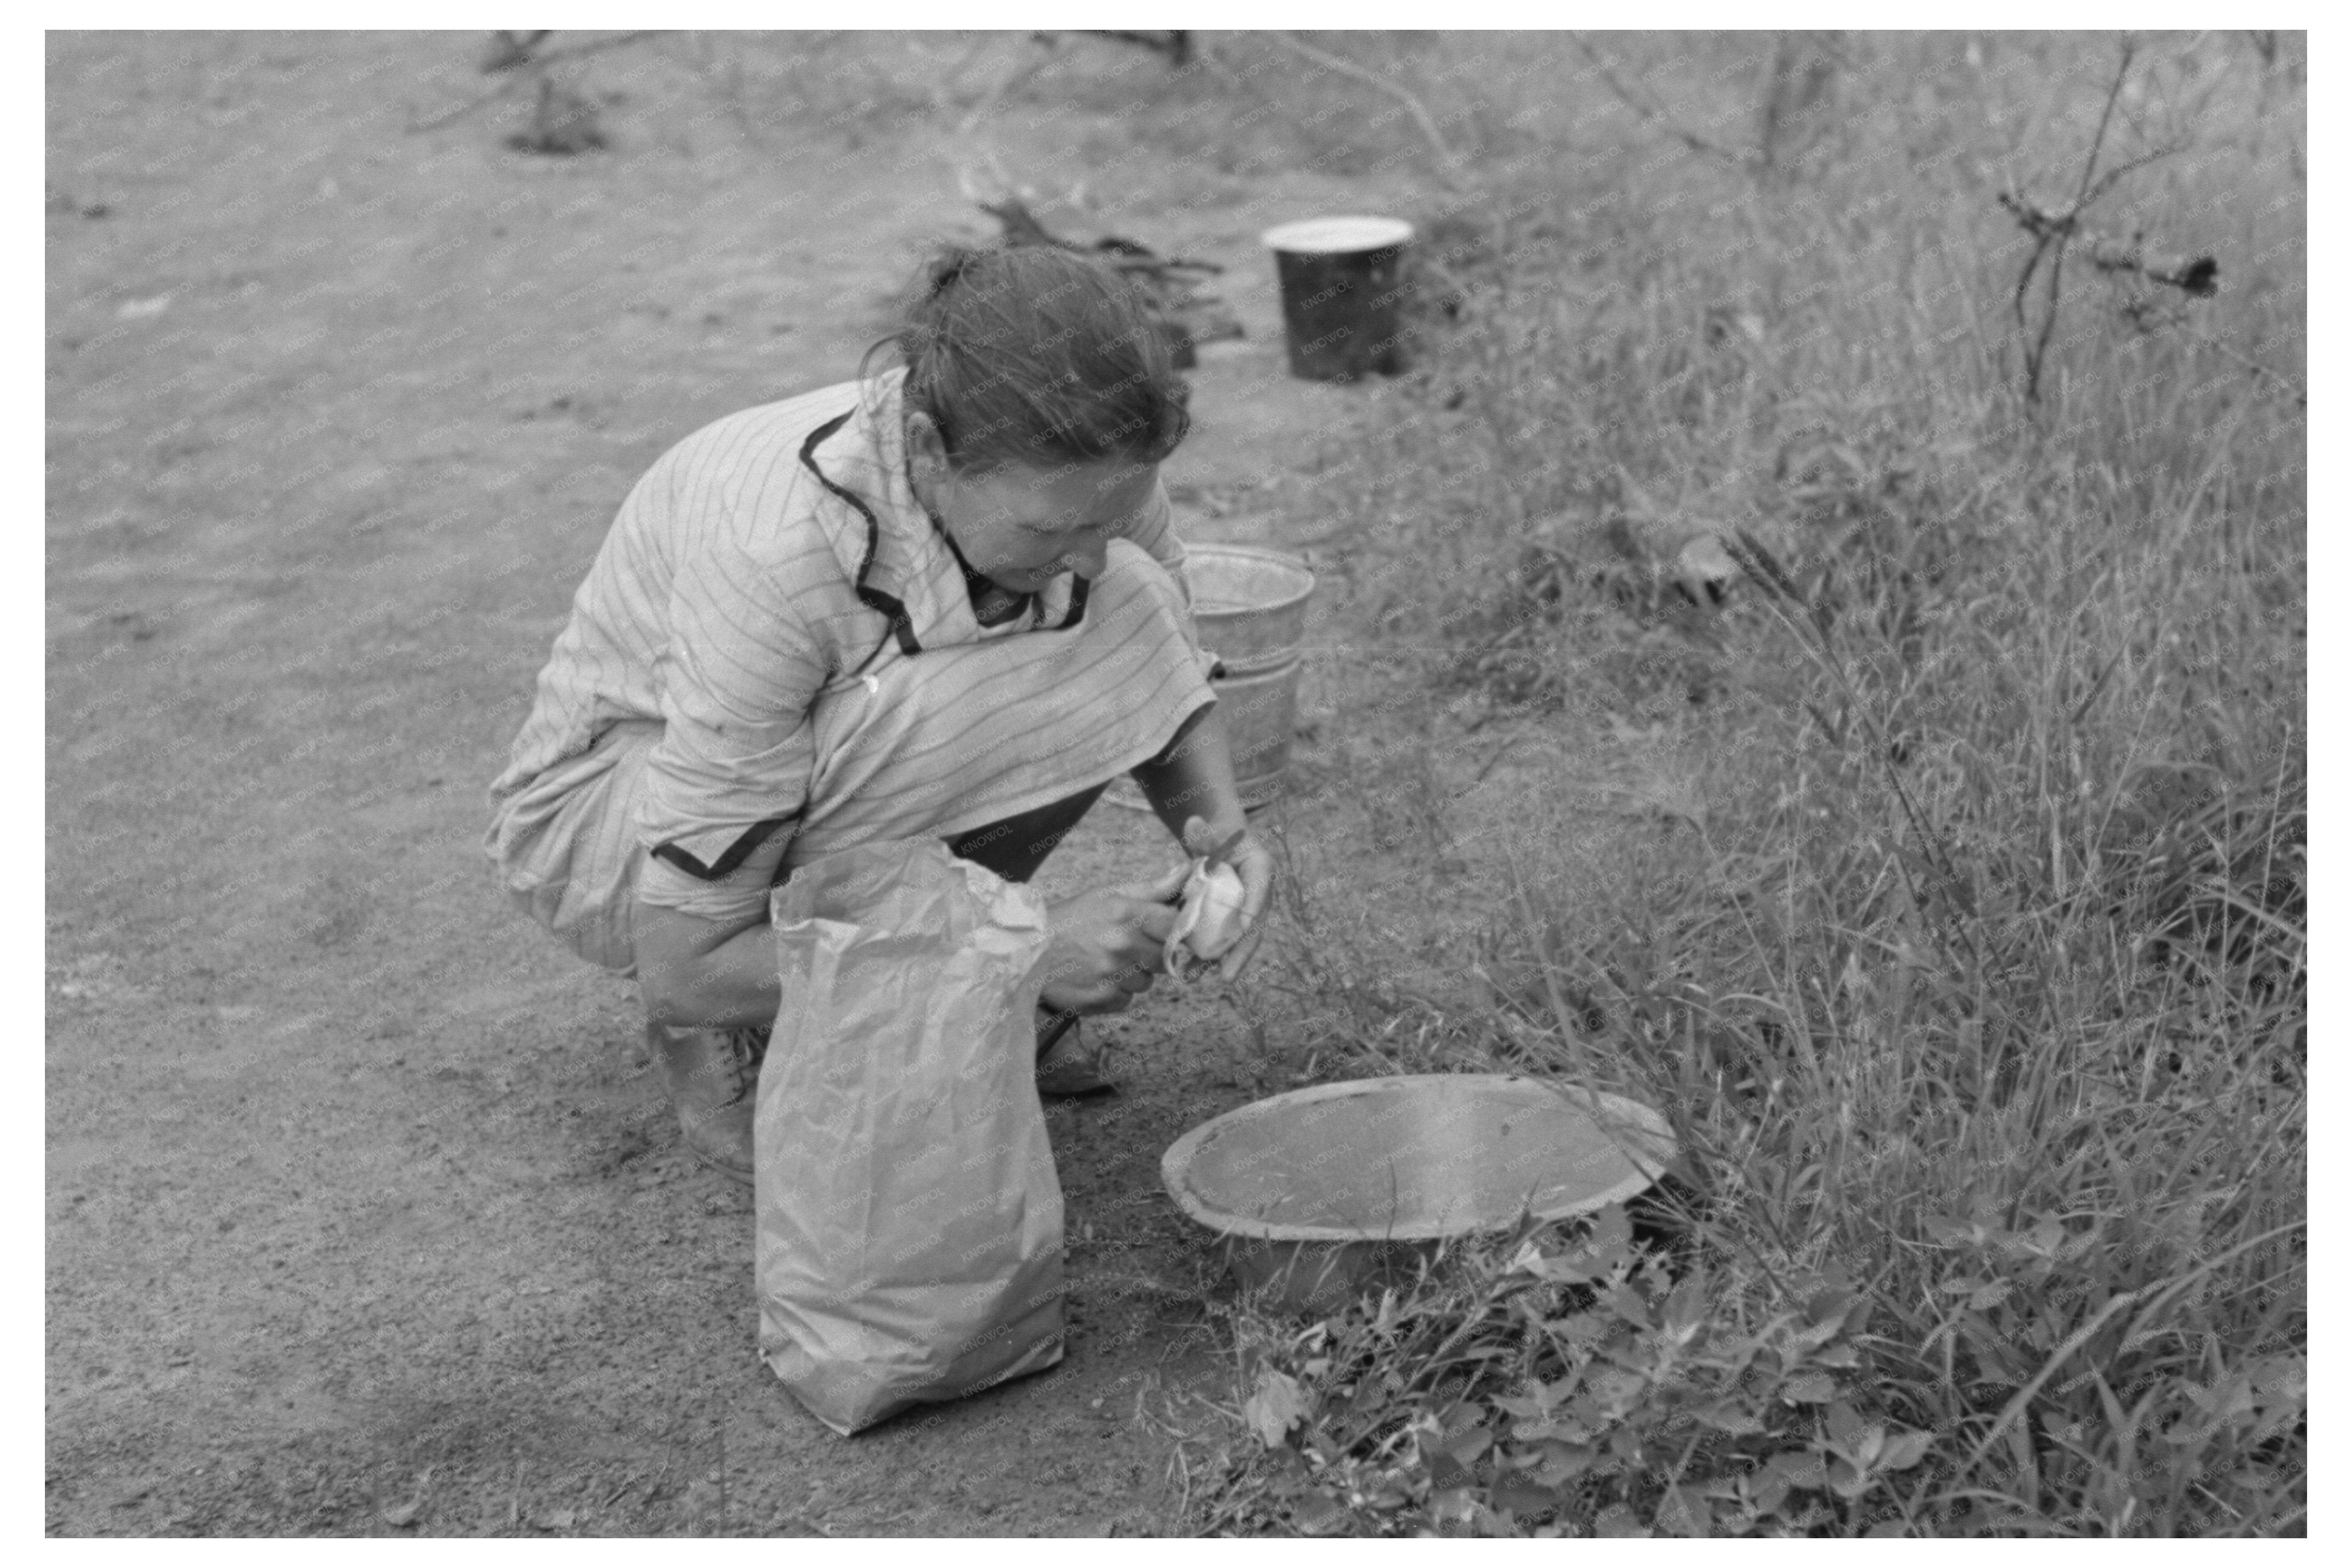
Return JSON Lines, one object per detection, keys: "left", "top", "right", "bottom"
{"left": 754, "top": 836, "right": 1065, "bottom": 1435}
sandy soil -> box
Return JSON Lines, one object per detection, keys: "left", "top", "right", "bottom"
{"left": 46, "top": 31, "right": 1433, "bottom": 1536}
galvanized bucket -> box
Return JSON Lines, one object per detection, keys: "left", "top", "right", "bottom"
{"left": 1186, "top": 544, "right": 1317, "bottom": 675}
{"left": 1112, "top": 543, "right": 1316, "bottom": 812}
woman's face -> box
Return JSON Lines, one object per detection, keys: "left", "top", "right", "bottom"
{"left": 906, "top": 414, "right": 1157, "bottom": 593}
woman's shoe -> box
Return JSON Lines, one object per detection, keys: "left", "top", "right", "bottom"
{"left": 647, "top": 1022, "right": 767, "bottom": 1183}
{"left": 1035, "top": 1014, "right": 1116, "bottom": 1099}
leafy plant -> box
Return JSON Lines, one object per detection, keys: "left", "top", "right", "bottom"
{"left": 1198, "top": 29, "right": 2302, "bottom": 1539}
{"left": 1207, "top": 1208, "right": 1943, "bottom": 1538}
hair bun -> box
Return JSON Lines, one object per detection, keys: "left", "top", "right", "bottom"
{"left": 870, "top": 241, "right": 1190, "bottom": 472}
{"left": 925, "top": 246, "right": 982, "bottom": 299}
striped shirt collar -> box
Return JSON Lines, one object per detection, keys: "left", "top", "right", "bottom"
{"left": 800, "top": 372, "right": 1086, "bottom": 647}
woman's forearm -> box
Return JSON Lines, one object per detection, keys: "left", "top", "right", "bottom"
{"left": 639, "top": 704, "right": 1245, "bottom": 1031}
{"left": 1130, "top": 702, "right": 1248, "bottom": 847}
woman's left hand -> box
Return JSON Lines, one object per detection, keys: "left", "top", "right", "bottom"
{"left": 1181, "top": 815, "right": 1276, "bottom": 980}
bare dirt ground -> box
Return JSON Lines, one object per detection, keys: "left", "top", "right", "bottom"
{"left": 46, "top": 32, "right": 1437, "bottom": 1536}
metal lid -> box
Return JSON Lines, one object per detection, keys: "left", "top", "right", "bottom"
{"left": 1260, "top": 216, "right": 1415, "bottom": 255}
{"left": 1162, "top": 1074, "right": 1676, "bottom": 1244}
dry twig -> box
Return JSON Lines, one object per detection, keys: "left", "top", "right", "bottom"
{"left": 1264, "top": 33, "right": 1467, "bottom": 189}
{"left": 955, "top": 32, "right": 1057, "bottom": 137}
{"left": 2002, "top": 36, "right": 2193, "bottom": 403}
{"left": 2180, "top": 324, "right": 2306, "bottom": 408}
{"left": 479, "top": 31, "right": 550, "bottom": 73}
{"left": 1999, "top": 193, "right": 2217, "bottom": 296}
{"left": 1088, "top": 30, "right": 1192, "bottom": 67}
{"left": 687, "top": 31, "right": 766, "bottom": 148}
{"left": 977, "top": 196, "right": 1241, "bottom": 364}
{"left": 1567, "top": 32, "right": 1756, "bottom": 172}
{"left": 406, "top": 30, "right": 669, "bottom": 134}
{"left": 925, "top": 33, "right": 999, "bottom": 117}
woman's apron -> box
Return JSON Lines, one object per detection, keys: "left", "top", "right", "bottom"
{"left": 489, "top": 537, "right": 1215, "bottom": 977}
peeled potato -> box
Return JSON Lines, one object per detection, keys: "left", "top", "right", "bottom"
{"left": 1186, "top": 862, "right": 1247, "bottom": 958}
{"left": 1167, "top": 859, "right": 1247, "bottom": 975}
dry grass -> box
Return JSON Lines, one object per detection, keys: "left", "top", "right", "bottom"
{"left": 1141, "top": 29, "right": 2306, "bottom": 1538}
{"left": 708, "top": 29, "right": 2305, "bottom": 1535}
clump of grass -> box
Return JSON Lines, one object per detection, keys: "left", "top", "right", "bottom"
{"left": 1198, "top": 1209, "right": 1935, "bottom": 1538}
{"left": 1207, "top": 30, "right": 2303, "bottom": 1538}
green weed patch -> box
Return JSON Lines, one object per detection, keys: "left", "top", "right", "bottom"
{"left": 1195, "top": 29, "right": 2302, "bottom": 1538}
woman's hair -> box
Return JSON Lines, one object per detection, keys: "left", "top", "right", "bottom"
{"left": 866, "top": 242, "right": 1190, "bottom": 474}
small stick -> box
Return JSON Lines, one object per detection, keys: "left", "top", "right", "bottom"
{"left": 1264, "top": 32, "right": 1466, "bottom": 189}
{"left": 1567, "top": 32, "right": 1754, "bottom": 171}
{"left": 1470, "top": 723, "right": 1532, "bottom": 786}
{"left": 2002, "top": 35, "right": 2192, "bottom": 403}
{"left": 527, "top": 30, "right": 673, "bottom": 71}
{"left": 2071, "top": 36, "right": 2136, "bottom": 208}
{"left": 1088, "top": 31, "right": 1191, "bottom": 67}
{"left": 2001, "top": 193, "right": 2217, "bottom": 296}
{"left": 407, "top": 73, "right": 530, "bottom": 134}
{"left": 2182, "top": 325, "right": 2305, "bottom": 406}
{"left": 955, "top": 32, "right": 1055, "bottom": 138}
{"left": 2085, "top": 231, "right": 2215, "bottom": 294}
{"left": 691, "top": 32, "right": 766, "bottom": 149}
{"left": 406, "top": 31, "right": 669, "bottom": 134}
{"left": 929, "top": 32, "right": 997, "bottom": 115}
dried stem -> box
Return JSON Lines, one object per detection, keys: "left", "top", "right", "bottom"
{"left": 955, "top": 33, "right": 1056, "bottom": 138}
{"left": 2073, "top": 36, "right": 2137, "bottom": 206}
{"left": 406, "top": 30, "right": 669, "bottom": 134}
{"left": 2002, "top": 34, "right": 2197, "bottom": 404}
{"left": 927, "top": 33, "right": 998, "bottom": 116}
{"left": 2181, "top": 326, "right": 2307, "bottom": 408}
{"left": 686, "top": 32, "right": 766, "bottom": 148}
{"left": 1567, "top": 32, "right": 1756, "bottom": 172}
{"left": 1265, "top": 32, "right": 1467, "bottom": 189}
{"left": 2029, "top": 242, "right": 2069, "bottom": 403}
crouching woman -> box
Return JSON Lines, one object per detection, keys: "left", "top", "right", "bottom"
{"left": 483, "top": 244, "right": 1273, "bottom": 1181}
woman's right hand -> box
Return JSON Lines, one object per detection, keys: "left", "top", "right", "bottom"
{"left": 1037, "top": 862, "right": 1190, "bottom": 1016}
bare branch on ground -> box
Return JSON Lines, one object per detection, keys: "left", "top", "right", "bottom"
{"left": 1566, "top": 33, "right": 1756, "bottom": 172}
{"left": 406, "top": 31, "right": 669, "bottom": 135}
{"left": 1263, "top": 33, "right": 1467, "bottom": 189}
{"left": 955, "top": 32, "right": 1057, "bottom": 138}
{"left": 2002, "top": 34, "right": 2197, "bottom": 404}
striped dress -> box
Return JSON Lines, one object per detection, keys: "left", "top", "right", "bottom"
{"left": 485, "top": 372, "right": 1216, "bottom": 977}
